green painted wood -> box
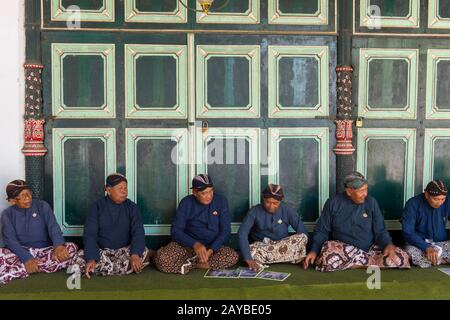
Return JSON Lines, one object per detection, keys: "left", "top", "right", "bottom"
{"left": 209, "top": 0, "right": 250, "bottom": 13}
{"left": 43, "top": 29, "right": 338, "bottom": 239}
{"left": 196, "top": 45, "right": 260, "bottom": 118}
{"left": 360, "top": 0, "right": 419, "bottom": 28}
{"left": 53, "top": 128, "right": 116, "bottom": 236}
{"left": 124, "top": 0, "right": 187, "bottom": 23}
{"left": 223, "top": 58, "right": 236, "bottom": 107}
{"left": 278, "top": 0, "right": 319, "bottom": 14}
{"left": 25, "top": 0, "right": 41, "bottom": 62}
{"left": 429, "top": 0, "right": 450, "bottom": 28}
{"left": 52, "top": 43, "right": 115, "bottom": 118}
{"left": 51, "top": 0, "right": 114, "bottom": 21}
{"left": 207, "top": 138, "right": 251, "bottom": 222}
{"left": 439, "top": 0, "right": 450, "bottom": 17}
{"left": 196, "top": 0, "right": 259, "bottom": 24}
{"left": 423, "top": 129, "right": 450, "bottom": 190}
{"left": 428, "top": 139, "right": 450, "bottom": 186}
{"left": 426, "top": 49, "right": 450, "bottom": 119}
{"left": 355, "top": 0, "right": 450, "bottom": 34}
{"left": 369, "top": 0, "right": 410, "bottom": 17}
{"left": 352, "top": 36, "right": 450, "bottom": 231}
{"left": 43, "top": 0, "right": 336, "bottom": 33}
{"left": 126, "top": 128, "right": 189, "bottom": 236}
{"left": 337, "top": 0, "right": 352, "bottom": 66}
{"left": 38, "top": 2, "right": 450, "bottom": 240}
{"left": 268, "top": 46, "right": 329, "bottom": 118}
{"left": 135, "top": 0, "right": 177, "bottom": 12}
{"left": 136, "top": 56, "right": 176, "bottom": 108}
{"left": 206, "top": 56, "right": 249, "bottom": 108}
{"left": 279, "top": 138, "right": 319, "bottom": 222}
{"left": 367, "top": 59, "right": 408, "bottom": 109}
{"left": 63, "top": 138, "right": 105, "bottom": 225}
{"left": 136, "top": 138, "right": 178, "bottom": 225}
{"left": 439, "top": 0, "right": 450, "bottom": 18}
{"left": 196, "top": 128, "right": 260, "bottom": 233}
{"left": 61, "top": 0, "right": 104, "bottom": 10}
{"left": 366, "top": 139, "right": 406, "bottom": 220}
{"left": 358, "top": 48, "right": 418, "bottom": 119}
{"left": 268, "top": 128, "right": 329, "bottom": 226}
{"left": 268, "top": 0, "right": 328, "bottom": 25}
{"left": 436, "top": 60, "right": 450, "bottom": 108}
{"left": 62, "top": 55, "right": 105, "bottom": 108}
{"left": 125, "top": 44, "right": 188, "bottom": 119}
{"left": 278, "top": 56, "right": 319, "bottom": 108}
{"left": 357, "top": 128, "right": 416, "bottom": 222}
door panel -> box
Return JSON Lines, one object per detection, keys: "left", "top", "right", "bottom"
{"left": 196, "top": 0, "right": 260, "bottom": 24}
{"left": 358, "top": 48, "right": 418, "bottom": 120}
{"left": 125, "top": 44, "right": 188, "bottom": 119}
{"left": 268, "top": 46, "right": 329, "bottom": 118}
{"left": 126, "top": 128, "right": 189, "bottom": 235}
{"left": 43, "top": 0, "right": 337, "bottom": 33}
{"left": 39, "top": 0, "right": 450, "bottom": 242}
{"left": 196, "top": 45, "right": 260, "bottom": 118}
{"left": 52, "top": 128, "right": 116, "bottom": 235}
{"left": 124, "top": 0, "right": 187, "bottom": 23}
{"left": 196, "top": 128, "right": 260, "bottom": 232}
{"left": 426, "top": 50, "right": 450, "bottom": 119}
{"left": 51, "top": 0, "right": 115, "bottom": 22}
{"left": 268, "top": 0, "right": 329, "bottom": 25}
{"left": 268, "top": 128, "right": 330, "bottom": 226}
{"left": 423, "top": 129, "right": 450, "bottom": 189}
{"left": 353, "top": 5, "right": 450, "bottom": 227}
{"left": 51, "top": 43, "right": 116, "bottom": 118}
{"left": 356, "top": 129, "right": 416, "bottom": 226}
{"left": 42, "top": 1, "right": 337, "bottom": 239}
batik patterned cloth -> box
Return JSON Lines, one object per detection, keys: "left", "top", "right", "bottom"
{"left": 68, "top": 246, "right": 150, "bottom": 276}
{"left": 154, "top": 241, "right": 238, "bottom": 274}
{"left": 315, "top": 240, "right": 410, "bottom": 272}
{"left": 0, "top": 242, "right": 78, "bottom": 285}
{"left": 249, "top": 234, "right": 308, "bottom": 264}
{"left": 404, "top": 241, "right": 450, "bottom": 268}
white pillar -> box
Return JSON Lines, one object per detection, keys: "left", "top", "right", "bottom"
{"left": 0, "top": 0, "right": 25, "bottom": 245}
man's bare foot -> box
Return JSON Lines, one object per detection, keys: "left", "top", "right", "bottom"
{"left": 196, "top": 262, "right": 210, "bottom": 269}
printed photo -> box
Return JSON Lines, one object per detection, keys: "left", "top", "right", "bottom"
{"left": 256, "top": 271, "right": 290, "bottom": 281}
{"left": 204, "top": 269, "right": 240, "bottom": 278}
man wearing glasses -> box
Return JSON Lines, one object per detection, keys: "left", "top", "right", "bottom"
{"left": 0, "top": 180, "right": 78, "bottom": 284}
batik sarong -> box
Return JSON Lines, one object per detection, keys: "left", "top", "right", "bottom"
{"left": 404, "top": 241, "right": 450, "bottom": 268}
{"left": 249, "top": 233, "right": 308, "bottom": 265}
{"left": 153, "top": 242, "right": 239, "bottom": 274}
{"left": 68, "top": 246, "right": 150, "bottom": 276}
{"left": 315, "top": 240, "right": 410, "bottom": 272}
{"left": 0, "top": 242, "right": 78, "bottom": 285}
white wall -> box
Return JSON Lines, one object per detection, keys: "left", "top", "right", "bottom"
{"left": 0, "top": 0, "right": 25, "bottom": 245}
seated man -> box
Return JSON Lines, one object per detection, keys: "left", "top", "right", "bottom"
{"left": 69, "top": 173, "right": 150, "bottom": 278}
{"left": 402, "top": 180, "right": 450, "bottom": 268}
{"left": 303, "top": 172, "right": 410, "bottom": 272}
{"left": 154, "top": 174, "right": 239, "bottom": 274}
{"left": 238, "top": 184, "right": 309, "bottom": 271}
{"left": 0, "top": 180, "right": 77, "bottom": 284}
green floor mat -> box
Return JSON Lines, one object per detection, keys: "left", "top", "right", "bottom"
{"left": 0, "top": 264, "right": 448, "bottom": 299}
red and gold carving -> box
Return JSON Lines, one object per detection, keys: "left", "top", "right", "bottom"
{"left": 333, "top": 119, "right": 355, "bottom": 155}
{"left": 22, "top": 119, "right": 47, "bottom": 156}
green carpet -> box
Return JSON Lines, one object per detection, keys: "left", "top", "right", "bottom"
{"left": 0, "top": 264, "right": 449, "bottom": 300}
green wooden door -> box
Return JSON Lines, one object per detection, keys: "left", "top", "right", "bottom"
{"left": 41, "top": 0, "right": 338, "bottom": 242}
{"left": 353, "top": 0, "right": 450, "bottom": 228}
